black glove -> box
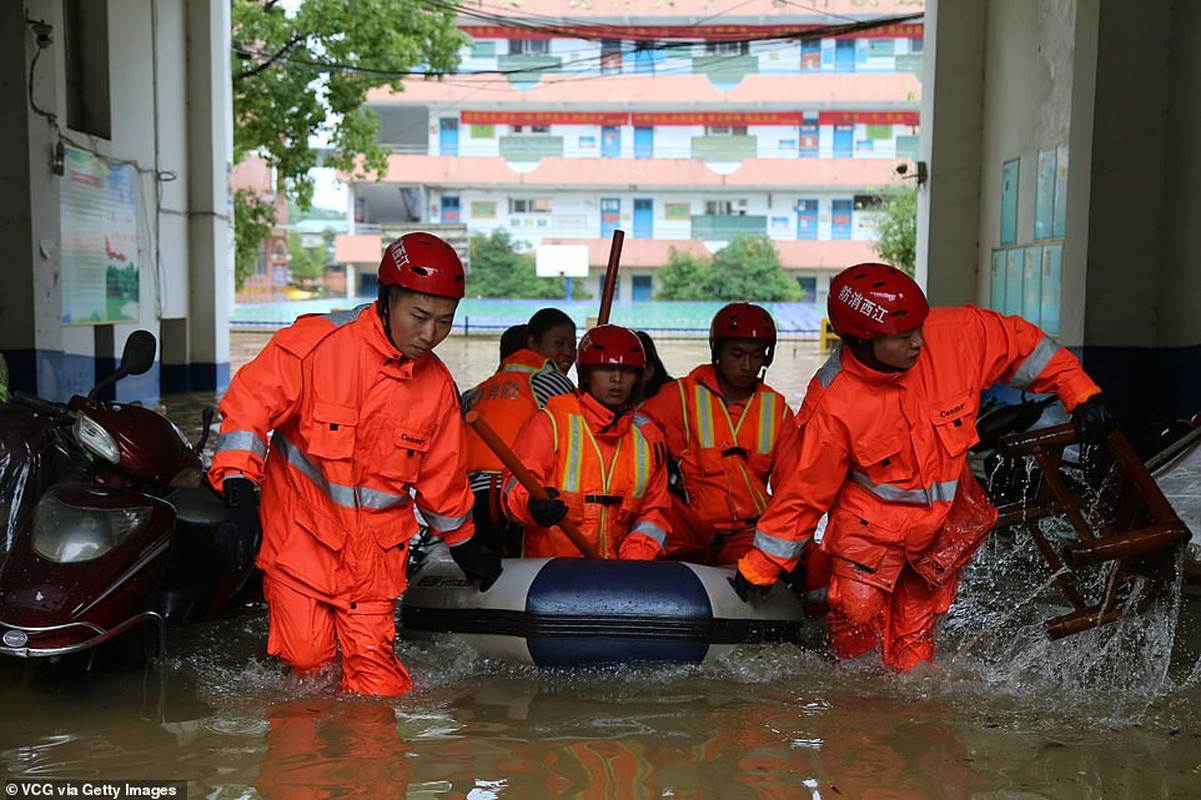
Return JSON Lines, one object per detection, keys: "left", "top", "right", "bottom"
{"left": 217, "top": 477, "right": 262, "bottom": 572}
{"left": 730, "top": 567, "right": 772, "bottom": 602}
{"left": 1072, "top": 394, "right": 1117, "bottom": 445}
{"left": 528, "top": 487, "right": 568, "bottom": 528}
{"left": 450, "top": 536, "right": 503, "bottom": 591}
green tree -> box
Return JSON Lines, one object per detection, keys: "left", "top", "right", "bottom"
{"left": 231, "top": 0, "right": 463, "bottom": 288}
{"left": 233, "top": 190, "right": 277, "bottom": 289}
{"left": 287, "top": 230, "right": 331, "bottom": 286}
{"left": 655, "top": 236, "right": 800, "bottom": 301}
{"left": 468, "top": 230, "right": 590, "bottom": 299}
{"left": 654, "top": 248, "right": 715, "bottom": 300}
{"left": 872, "top": 185, "right": 918, "bottom": 276}
{"left": 710, "top": 235, "right": 801, "bottom": 301}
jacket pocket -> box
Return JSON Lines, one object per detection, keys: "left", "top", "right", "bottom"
{"left": 930, "top": 393, "right": 978, "bottom": 457}
{"left": 306, "top": 401, "right": 358, "bottom": 460}
{"left": 380, "top": 424, "right": 433, "bottom": 484}
{"left": 295, "top": 501, "right": 348, "bottom": 553}
{"left": 365, "top": 509, "right": 417, "bottom": 550}
{"left": 851, "top": 433, "right": 912, "bottom": 485}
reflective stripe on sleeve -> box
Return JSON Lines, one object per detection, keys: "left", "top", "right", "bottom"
{"left": 751, "top": 529, "right": 806, "bottom": 560}
{"left": 418, "top": 506, "right": 472, "bottom": 533}
{"left": 215, "top": 430, "right": 268, "bottom": 460}
{"left": 502, "top": 476, "right": 520, "bottom": 505}
{"left": 1006, "top": 337, "right": 1060, "bottom": 390}
{"left": 274, "top": 434, "right": 411, "bottom": 510}
{"left": 631, "top": 520, "right": 667, "bottom": 547}
{"left": 850, "top": 471, "right": 959, "bottom": 505}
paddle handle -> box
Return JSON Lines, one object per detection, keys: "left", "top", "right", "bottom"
{"left": 465, "top": 411, "right": 600, "bottom": 559}
{"left": 596, "top": 229, "right": 625, "bottom": 326}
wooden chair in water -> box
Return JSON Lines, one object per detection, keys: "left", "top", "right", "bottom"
{"left": 993, "top": 424, "right": 1190, "bottom": 639}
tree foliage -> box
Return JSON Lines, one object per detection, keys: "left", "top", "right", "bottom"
{"left": 468, "top": 231, "right": 590, "bottom": 300}
{"left": 231, "top": 0, "right": 463, "bottom": 287}
{"left": 872, "top": 185, "right": 918, "bottom": 276}
{"left": 287, "top": 230, "right": 332, "bottom": 284}
{"left": 655, "top": 235, "right": 801, "bottom": 301}
{"left": 233, "top": 190, "right": 277, "bottom": 289}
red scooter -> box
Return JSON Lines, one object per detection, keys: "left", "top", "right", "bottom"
{"left": 0, "top": 330, "right": 253, "bottom": 664}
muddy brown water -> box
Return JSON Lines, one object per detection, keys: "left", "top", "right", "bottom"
{"left": 2, "top": 333, "right": 1199, "bottom": 798}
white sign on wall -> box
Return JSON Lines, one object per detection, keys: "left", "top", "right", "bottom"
{"left": 60, "top": 146, "right": 141, "bottom": 324}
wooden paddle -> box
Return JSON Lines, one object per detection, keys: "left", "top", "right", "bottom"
{"left": 465, "top": 410, "right": 600, "bottom": 559}
{"left": 596, "top": 229, "right": 625, "bottom": 326}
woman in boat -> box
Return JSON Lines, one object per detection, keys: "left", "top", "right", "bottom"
{"left": 526, "top": 307, "right": 578, "bottom": 376}
{"left": 502, "top": 325, "right": 671, "bottom": 560}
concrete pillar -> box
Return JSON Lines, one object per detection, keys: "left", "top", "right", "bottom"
{"left": 0, "top": 2, "right": 36, "bottom": 376}
{"left": 180, "top": 0, "right": 232, "bottom": 392}
{"left": 916, "top": 0, "right": 988, "bottom": 306}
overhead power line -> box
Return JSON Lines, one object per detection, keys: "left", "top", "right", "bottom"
{"left": 234, "top": 11, "right": 924, "bottom": 84}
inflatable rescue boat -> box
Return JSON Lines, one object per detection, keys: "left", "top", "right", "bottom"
{"left": 401, "top": 546, "right": 807, "bottom": 667}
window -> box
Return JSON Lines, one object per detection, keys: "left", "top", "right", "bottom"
{"left": 664, "top": 202, "right": 691, "bottom": 220}
{"left": 511, "top": 124, "right": 551, "bottom": 134}
{"left": 509, "top": 198, "right": 552, "bottom": 214}
{"left": 704, "top": 199, "right": 748, "bottom": 216}
{"left": 854, "top": 194, "right": 882, "bottom": 211}
{"left": 470, "top": 40, "right": 497, "bottom": 58}
{"left": 509, "top": 39, "right": 550, "bottom": 55}
{"left": 800, "top": 39, "right": 821, "bottom": 71}
{"left": 705, "top": 126, "right": 747, "bottom": 137}
{"left": 832, "top": 199, "right": 853, "bottom": 239}
{"left": 799, "top": 120, "right": 819, "bottom": 157}
{"left": 796, "top": 276, "right": 817, "bottom": 302}
{"left": 705, "top": 41, "right": 749, "bottom": 56}
{"left": 601, "top": 39, "right": 623, "bottom": 74}
{"left": 910, "top": 37, "right": 924, "bottom": 54}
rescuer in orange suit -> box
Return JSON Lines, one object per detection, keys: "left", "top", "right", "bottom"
{"left": 733, "top": 263, "right": 1116, "bottom": 672}
{"left": 210, "top": 233, "right": 502, "bottom": 696}
{"left": 640, "top": 303, "right": 798, "bottom": 565}
{"left": 461, "top": 315, "right": 576, "bottom": 555}
{"left": 503, "top": 325, "right": 672, "bottom": 560}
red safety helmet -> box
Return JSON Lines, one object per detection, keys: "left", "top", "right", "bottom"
{"left": 827, "top": 262, "right": 928, "bottom": 339}
{"left": 577, "top": 325, "right": 646, "bottom": 369}
{"left": 709, "top": 302, "right": 777, "bottom": 366}
{"left": 378, "top": 232, "right": 465, "bottom": 299}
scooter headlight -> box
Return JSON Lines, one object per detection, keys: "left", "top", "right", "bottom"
{"left": 74, "top": 413, "right": 121, "bottom": 464}
{"left": 32, "top": 493, "right": 152, "bottom": 563}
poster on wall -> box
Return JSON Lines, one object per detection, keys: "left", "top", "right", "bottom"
{"left": 61, "top": 146, "right": 140, "bottom": 324}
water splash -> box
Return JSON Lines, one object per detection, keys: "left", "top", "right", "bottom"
{"left": 942, "top": 526, "right": 1197, "bottom": 730}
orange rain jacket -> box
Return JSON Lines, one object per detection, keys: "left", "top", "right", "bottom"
{"left": 738, "top": 305, "right": 1102, "bottom": 588}
{"left": 463, "top": 348, "right": 554, "bottom": 476}
{"left": 641, "top": 365, "right": 796, "bottom": 555}
{"left": 503, "top": 391, "right": 671, "bottom": 559}
{"left": 210, "top": 304, "right": 475, "bottom": 611}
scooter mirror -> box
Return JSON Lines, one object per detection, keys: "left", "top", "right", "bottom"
{"left": 121, "top": 330, "right": 157, "bottom": 376}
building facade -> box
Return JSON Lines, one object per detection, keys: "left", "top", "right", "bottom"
{"left": 335, "top": 0, "right": 924, "bottom": 303}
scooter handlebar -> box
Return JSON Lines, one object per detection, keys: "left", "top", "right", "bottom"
{"left": 10, "top": 390, "right": 68, "bottom": 418}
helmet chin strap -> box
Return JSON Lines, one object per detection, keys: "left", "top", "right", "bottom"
{"left": 843, "top": 335, "right": 906, "bottom": 374}
{"left": 377, "top": 286, "right": 401, "bottom": 353}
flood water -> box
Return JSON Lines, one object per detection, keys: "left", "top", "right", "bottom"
{"left": 3, "top": 333, "right": 1200, "bottom": 798}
